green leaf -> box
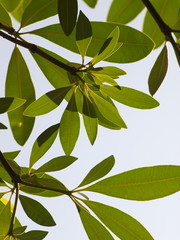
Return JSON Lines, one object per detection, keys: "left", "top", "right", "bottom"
{"left": 17, "top": 230, "right": 48, "bottom": 240}
{"left": 0, "top": 178, "right": 6, "bottom": 186}
{"left": 58, "top": 0, "right": 78, "bottom": 36}
{"left": 143, "top": 0, "right": 180, "bottom": 48}
{"left": 5, "top": 47, "right": 35, "bottom": 146}
{"left": 107, "top": 0, "right": 144, "bottom": 24}
{"left": 2, "top": 151, "right": 20, "bottom": 160}
{"left": 31, "top": 47, "right": 71, "bottom": 88}
{"left": 0, "top": 201, "right": 11, "bottom": 237}
{"left": 0, "top": 0, "right": 20, "bottom": 12}
{"left": 29, "top": 123, "right": 59, "bottom": 168}
{"left": 59, "top": 93, "right": 80, "bottom": 155}
{"left": 28, "top": 22, "right": 154, "bottom": 63}
{"left": 100, "top": 85, "right": 160, "bottom": 109}
{"left": 91, "top": 73, "right": 119, "bottom": 86}
{"left": 11, "top": 0, "right": 31, "bottom": 22}
{"left": 35, "top": 155, "right": 78, "bottom": 173}
{"left": 19, "top": 195, "right": 56, "bottom": 226}
{"left": 0, "top": 97, "right": 26, "bottom": 114}
{"left": 0, "top": 122, "right": 7, "bottom": 129}
{"left": 21, "top": 0, "right": 57, "bottom": 27}
{"left": 148, "top": 45, "right": 168, "bottom": 95}
{"left": 90, "top": 26, "right": 120, "bottom": 65}
{"left": 24, "top": 86, "right": 72, "bottom": 117}
{"left": 84, "top": 201, "right": 154, "bottom": 240}
{"left": 6, "top": 158, "right": 21, "bottom": 175}
{"left": 84, "top": 165, "right": 180, "bottom": 201}
{"left": 82, "top": 0, "right": 98, "bottom": 8}
{"left": 91, "top": 66, "right": 126, "bottom": 78}
{"left": 79, "top": 207, "right": 114, "bottom": 240}
{"left": 89, "top": 89, "right": 127, "bottom": 128}
{"left": 0, "top": 3, "right": 12, "bottom": 26}
{"left": 13, "top": 226, "right": 27, "bottom": 236}
{"left": 76, "top": 11, "right": 92, "bottom": 60}
{"left": 77, "top": 155, "right": 115, "bottom": 188}
{"left": 82, "top": 95, "right": 98, "bottom": 144}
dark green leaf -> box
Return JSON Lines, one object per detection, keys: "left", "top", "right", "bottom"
{"left": 29, "top": 123, "right": 59, "bottom": 168}
{"left": 82, "top": 95, "right": 98, "bottom": 144}
{"left": 0, "top": 122, "right": 7, "bottom": 129}
{"left": 0, "top": 178, "right": 6, "bottom": 187}
{"left": 0, "top": 0, "right": 20, "bottom": 12}
{"left": 0, "top": 3, "right": 12, "bottom": 26}
{"left": 21, "top": 0, "right": 57, "bottom": 27}
{"left": 82, "top": 0, "right": 98, "bottom": 8}
{"left": 107, "top": 0, "right": 144, "bottom": 24}
{"left": 0, "top": 201, "right": 11, "bottom": 237}
{"left": 6, "top": 158, "right": 21, "bottom": 175}
{"left": 19, "top": 195, "right": 56, "bottom": 226}
{"left": 28, "top": 22, "right": 154, "bottom": 63}
{"left": 17, "top": 230, "right": 48, "bottom": 240}
{"left": 35, "top": 155, "right": 78, "bottom": 173}
{"left": 84, "top": 165, "right": 180, "bottom": 201}
{"left": 58, "top": 0, "right": 78, "bottom": 36}
{"left": 148, "top": 45, "right": 168, "bottom": 95}
{"left": 13, "top": 226, "right": 27, "bottom": 236}
{"left": 31, "top": 47, "right": 71, "bottom": 88}
{"left": 59, "top": 93, "right": 80, "bottom": 155}
{"left": 5, "top": 47, "right": 35, "bottom": 146}
{"left": 77, "top": 155, "right": 115, "bottom": 188}
{"left": 2, "top": 151, "right": 20, "bottom": 160}
{"left": 89, "top": 89, "right": 127, "bottom": 128}
{"left": 76, "top": 11, "right": 92, "bottom": 59}
{"left": 24, "top": 86, "right": 72, "bottom": 117}
{"left": 79, "top": 206, "right": 114, "bottom": 240}
{"left": 84, "top": 201, "right": 154, "bottom": 240}
{"left": 0, "top": 97, "right": 26, "bottom": 114}
{"left": 100, "top": 85, "right": 160, "bottom": 109}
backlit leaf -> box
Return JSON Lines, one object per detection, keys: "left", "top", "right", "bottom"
{"left": 0, "top": 0, "right": 20, "bottom": 12}
{"left": 82, "top": 0, "right": 98, "bottom": 8}
{"left": 59, "top": 93, "right": 80, "bottom": 155}
{"left": 58, "top": 0, "right": 78, "bottom": 36}
{"left": 35, "top": 155, "right": 78, "bottom": 173}
{"left": 28, "top": 22, "right": 154, "bottom": 63}
{"left": 91, "top": 73, "right": 118, "bottom": 86}
{"left": 0, "top": 3, "right": 12, "bottom": 26}
{"left": 76, "top": 11, "right": 92, "bottom": 60}
{"left": 79, "top": 207, "right": 114, "bottom": 240}
{"left": 13, "top": 226, "right": 27, "bottom": 236}
{"left": 19, "top": 195, "right": 56, "bottom": 226}
{"left": 91, "top": 66, "right": 126, "bottom": 78}
{"left": 84, "top": 165, "right": 180, "bottom": 200}
{"left": 148, "top": 45, "right": 168, "bottom": 95}
{"left": 24, "top": 86, "right": 72, "bottom": 117}
{"left": 107, "top": 0, "right": 144, "bottom": 24}
{"left": 2, "top": 151, "right": 20, "bottom": 160}
{"left": 11, "top": 0, "right": 31, "bottom": 22}
{"left": 84, "top": 201, "right": 154, "bottom": 240}
{"left": 0, "top": 201, "right": 11, "bottom": 237}
{"left": 0, "top": 97, "right": 26, "bottom": 114}
{"left": 77, "top": 155, "right": 115, "bottom": 188}
{"left": 5, "top": 47, "right": 35, "bottom": 146}
{"left": 100, "top": 85, "right": 160, "bottom": 109}
{"left": 29, "top": 123, "right": 59, "bottom": 168}
{"left": 17, "top": 230, "right": 48, "bottom": 240}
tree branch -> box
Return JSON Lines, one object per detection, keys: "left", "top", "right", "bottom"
{"left": 141, "top": 0, "right": 180, "bottom": 65}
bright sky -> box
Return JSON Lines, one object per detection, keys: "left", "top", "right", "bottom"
{"left": 0, "top": 0, "right": 180, "bottom": 239}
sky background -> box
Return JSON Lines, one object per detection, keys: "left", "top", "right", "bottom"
{"left": 0, "top": 0, "right": 180, "bottom": 239}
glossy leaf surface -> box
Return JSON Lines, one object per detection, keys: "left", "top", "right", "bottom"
{"left": 19, "top": 195, "right": 56, "bottom": 226}
{"left": 17, "top": 230, "right": 48, "bottom": 240}
{"left": 21, "top": 0, "right": 57, "bottom": 27}
{"left": 84, "top": 201, "right": 154, "bottom": 240}
{"left": 0, "top": 97, "right": 26, "bottom": 114}
{"left": 76, "top": 11, "right": 92, "bottom": 60}
{"left": 107, "top": 0, "right": 144, "bottom": 24}
{"left": 79, "top": 207, "right": 114, "bottom": 240}
{"left": 58, "top": 0, "right": 78, "bottom": 36}
{"left": 29, "top": 22, "right": 154, "bottom": 63}
{"left": 24, "top": 86, "right": 72, "bottom": 117}
{"left": 36, "top": 155, "right": 78, "bottom": 173}
{"left": 85, "top": 165, "right": 180, "bottom": 200}
{"left": 100, "top": 85, "right": 160, "bottom": 109}
{"left": 59, "top": 93, "right": 80, "bottom": 155}
{"left": 148, "top": 45, "right": 168, "bottom": 95}
{"left": 77, "top": 155, "right": 115, "bottom": 188}
{"left": 0, "top": 4, "right": 12, "bottom": 26}
{"left": 29, "top": 124, "right": 59, "bottom": 168}
{"left": 5, "top": 47, "right": 35, "bottom": 146}
{"left": 82, "top": 0, "right": 98, "bottom": 8}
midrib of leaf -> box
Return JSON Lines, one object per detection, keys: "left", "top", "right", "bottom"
{"left": 157, "top": 47, "right": 167, "bottom": 79}
{"left": 16, "top": 49, "right": 23, "bottom": 98}
{"left": 23, "top": 0, "right": 55, "bottom": 26}
{"left": 87, "top": 202, "right": 144, "bottom": 240}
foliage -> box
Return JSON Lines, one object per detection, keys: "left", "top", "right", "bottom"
{"left": 0, "top": 0, "right": 179, "bottom": 239}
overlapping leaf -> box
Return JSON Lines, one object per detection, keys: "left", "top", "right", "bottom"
{"left": 0, "top": 97, "right": 26, "bottom": 114}
{"left": 11, "top": 0, "right": 31, "bottom": 22}
{"left": 0, "top": 122, "right": 7, "bottom": 129}
{"left": 82, "top": 0, "right": 98, "bottom": 8}
{"left": 16, "top": 230, "right": 48, "bottom": 240}
{"left": 27, "top": 22, "right": 154, "bottom": 63}
{"left": 84, "top": 201, "right": 154, "bottom": 240}
{"left": 0, "top": 201, "right": 11, "bottom": 238}
{"left": 91, "top": 66, "right": 126, "bottom": 78}
{"left": 0, "top": 3, "right": 12, "bottom": 27}
{"left": 5, "top": 47, "right": 35, "bottom": 146}
{"left": 84, "top": 165, "right": 180, "bottom": 200}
